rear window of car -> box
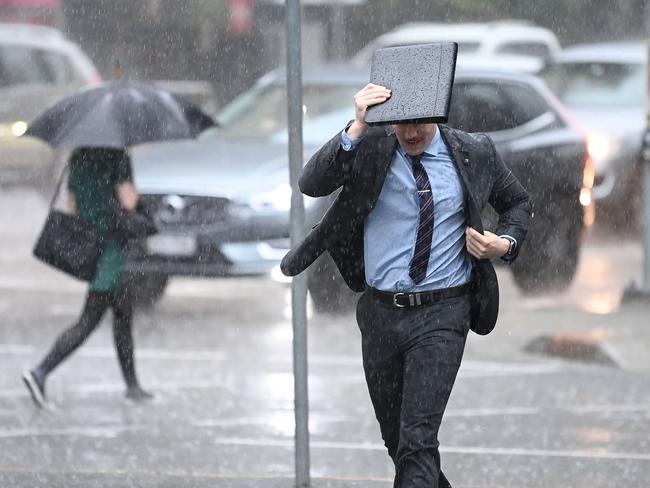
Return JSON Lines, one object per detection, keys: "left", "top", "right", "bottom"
{"left": 448, "top": 81, "right": 550, "bottom": 133}
{"left": 0, "top": 45, "right": 49, "bottom": 86}
{"left": 0, "top": 44, "right": 75, "bottom": 87}
{"left": 497, "top": 42, "right": 553, "bottom": 59}
{"left": 543, "top": 61, "right": 644, "bottom": 108}
{"left": 37, "top": 49, "right": 76, "bottom": 84}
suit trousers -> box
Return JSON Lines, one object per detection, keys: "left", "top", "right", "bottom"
{"left": 356, "top": 289, "right": 472, "bottom": 488}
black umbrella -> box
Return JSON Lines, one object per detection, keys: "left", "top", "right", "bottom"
{"left": 24, "top": 82, "right": 216, "bottom": 148}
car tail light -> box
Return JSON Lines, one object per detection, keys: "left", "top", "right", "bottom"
{"left": 582, "top": 154, "right": 595, "bottom": 191}
{"left": 89, "top": 72, "right": 103, "bottom": 85}
{"left": 580, "top": 153, "right": 596, "bottom": 227}
{"left": 545, "top": 87, "right": 595, "bottom": 225}
{"left": 586, "top": 131, "right": 614, "bottom": 162}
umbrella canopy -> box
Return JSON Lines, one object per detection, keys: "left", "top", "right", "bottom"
{"left": 24, "top": 82, "right": 216, "bottom": 148}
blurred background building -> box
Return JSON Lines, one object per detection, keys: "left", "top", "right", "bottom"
{"left": 1, "top": 0, "right": 644, "bottom": 106}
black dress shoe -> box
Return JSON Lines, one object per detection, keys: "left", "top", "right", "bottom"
{"left": 22, "top": 370, "right": 47, "bottom": 409}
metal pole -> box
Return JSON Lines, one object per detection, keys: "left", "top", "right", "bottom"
{"left": 641, "top": 130, "right": 650, "bottom": 297}
{"left": 625, "top": 2, "right": 650, "bottom": 301}
{"left": 643, "top": 2, "right": 650, "bottom": 292}
{"left": 286, "top": 0, "right": 310, "bottom": 486}
{"left": 331, "top": 2, "right": 346, "bottom": 60}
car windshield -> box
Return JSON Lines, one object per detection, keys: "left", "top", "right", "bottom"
{"left": 210, "top": 83, "right": 358, "bottom": 145}
{"left": 543, "top": 61, "right": 644, "bottom": 108}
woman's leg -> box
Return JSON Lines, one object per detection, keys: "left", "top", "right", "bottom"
{"left": 24, "top": 291, "right": 111, "bottom": 406}
{"left": 112, "top": 286, "right": 152, "bottom": 400}
{"left": 38, "top": 291, "right": 111, "bottom": 375}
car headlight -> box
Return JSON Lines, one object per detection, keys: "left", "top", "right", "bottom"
{"left": 249, "top": 183, "right": 292, "bottom": 211}
{"left": 248, "top": 183, "right": 316, "bottom": 212}
{"left": 0, "top": 121, "right": 28, "bottom": 138}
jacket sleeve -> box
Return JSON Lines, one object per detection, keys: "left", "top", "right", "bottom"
{"left": 299, "top": 123, "right": 357, "bottom": 197}
{"left": 485, "top": 134, "right": 533, "bottom": 262}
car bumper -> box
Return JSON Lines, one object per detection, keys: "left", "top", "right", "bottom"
{"left": 592, "top": 160, "right": 642, "bottom": 211}
{"left": 126, "top": 237, "right": 290, "bottom": 277}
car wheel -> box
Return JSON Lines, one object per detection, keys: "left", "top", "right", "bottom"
{"left": 307, "top": 253, "right": 359, "bottom": 314}
{"left": 512, "top": 213, "right": 581, "bottom": 294}
{"left": 128, "top": 272, "right": 169, "bottom": 308}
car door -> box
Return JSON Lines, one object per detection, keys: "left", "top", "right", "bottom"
{"left": 447, "top": 78, "right": 584, "bottom": 229}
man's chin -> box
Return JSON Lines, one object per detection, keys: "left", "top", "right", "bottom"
{"left": 405, "top": 145, "right": 423, "bottom": 155}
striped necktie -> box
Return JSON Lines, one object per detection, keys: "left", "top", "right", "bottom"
{"left": 408, "top": 154, "right": 434, "bottom": 284}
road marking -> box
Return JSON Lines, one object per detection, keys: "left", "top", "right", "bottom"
{"left": 0, "top": 343, "right": 560, "bottom": 374}
{"left": 0, "top": 426, "right": 144, "bottom": 439}
{"left": 0, "top": 277, "right": 83, "bottom": 294}
{"left": 0, "top": 344, "right": 227, "bottom": 361}
{"left": 0, "top": 469, "right": 395, "bottom": 486}
{"left": 3, "top": 376, "right": 649, "bottom": 422}
{"left": 570, "top": 403, "right": 650, "bottom": 414}
{"left": 5, "top": 424, "right": 650, "bottom": 461}
{"left": 208, "top": 437, "right": 650, "bottom": 462}
{"left": 444, "top": 407, "right": 540, "bottom": 417}
{"left": 3, "top": 423, "right": 650, "bottom": 463}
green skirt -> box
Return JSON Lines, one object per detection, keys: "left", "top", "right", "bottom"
{"left": 90, "top": 239, "right": 127, "bottom": 292}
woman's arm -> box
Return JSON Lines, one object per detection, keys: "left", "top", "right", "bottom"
{"left": 116, "top": 182, "right": 139, "bottom": 211}
{"left": 67, "top": 192, "right": 77, "bottom": 215}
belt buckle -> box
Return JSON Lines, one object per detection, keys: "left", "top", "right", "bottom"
{"left": 392, "top": 292, "right": 407, "bottom": 308}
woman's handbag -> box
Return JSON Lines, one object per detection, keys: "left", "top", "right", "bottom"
{"left": 33, "top": 210, "right": 105, "bottom": 281}
{"left": 32, "top": 167, "right": 104, "bottom": 281}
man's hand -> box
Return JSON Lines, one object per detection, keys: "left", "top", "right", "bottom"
{"left": 465, "top": 227, "right": 510, "bottom": 260}
{"left": 347, "top": 83, "right": 391, "bottom": 140}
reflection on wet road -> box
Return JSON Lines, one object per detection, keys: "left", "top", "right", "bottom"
{"left": 1, "top": 188, "right": 649, "bottom": 487}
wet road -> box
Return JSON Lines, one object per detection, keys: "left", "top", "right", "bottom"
{"left": 1, "top": 187, "right": 649, "bottom": 487}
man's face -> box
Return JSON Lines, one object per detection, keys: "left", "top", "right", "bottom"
{"left": 392, "top": 123, "right": 437, "bottom": 156}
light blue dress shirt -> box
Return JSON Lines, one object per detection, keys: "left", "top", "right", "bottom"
{"left": 341, "top": 128, "right": 473, "bottom": 292}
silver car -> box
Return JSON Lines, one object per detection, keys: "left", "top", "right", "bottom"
{"left": 543, "top": 42, "right": 645, "bottom": 228}
{"left": 351, "top": 21, "right": 561, "bottom": 68}
{"left": 0, "top": 22, "right": 101, "bottom": 187}
{"left": 129, "top": 64, "right": 588, "bottom": 307}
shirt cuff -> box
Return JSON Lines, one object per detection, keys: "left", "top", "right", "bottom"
{"left": 499, "top": 235, "right": 517, "bottom": 262}
{"left": 340, "top": 130, "right": 362, "bottom": 152}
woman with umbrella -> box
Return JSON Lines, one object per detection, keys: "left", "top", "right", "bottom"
{"left": 21, "top": 82, "right": 215, "bottom": 408}
{"left": 23, "top": 147, "right": 153, "bottom": 406}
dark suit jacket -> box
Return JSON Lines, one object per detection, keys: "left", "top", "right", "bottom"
{"left": 281, "top": 124, "right": 532, "bottom": 335}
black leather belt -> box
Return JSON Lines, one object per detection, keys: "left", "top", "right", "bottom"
{"left": 369, "top": 281, "right": 473, "bottom": 308}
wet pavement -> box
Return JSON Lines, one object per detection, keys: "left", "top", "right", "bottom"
{"left": 1, "top": 187, "right": 650, "bottom": 487}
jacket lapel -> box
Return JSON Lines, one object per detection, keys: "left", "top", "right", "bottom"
{"left": 439, "top": 125, "right": 484, "bottom": 232}
{"left": 369, "top": 130, "right": 398, "bottom": 207}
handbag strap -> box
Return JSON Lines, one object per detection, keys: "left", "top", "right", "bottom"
{"left": 48, "top": 164, "right": 70, "bottom": 210}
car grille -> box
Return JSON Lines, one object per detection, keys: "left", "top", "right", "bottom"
{"left": 139, "top": 194, "right": 230, "bottom": 228}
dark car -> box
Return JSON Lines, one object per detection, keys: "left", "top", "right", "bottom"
{"left": 542, "top": 41, "right": 645, "bottom": 228}
{"left": 128, "top": 64, "right": 589, "bottom": 308}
